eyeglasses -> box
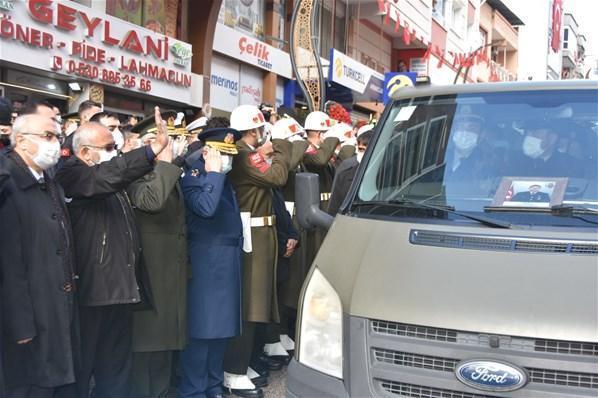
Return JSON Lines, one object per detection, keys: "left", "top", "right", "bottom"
{"left": 85, "top": 143, "right": 117, "bottom": 152}
{"left": 22, "top": 131, "right": 63, "bottom": 144}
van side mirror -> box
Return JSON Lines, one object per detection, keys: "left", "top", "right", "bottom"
{"left": 295, "top": 172, "right": 334, "bottom": 230}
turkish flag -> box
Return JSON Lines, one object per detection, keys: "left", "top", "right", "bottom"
{"left": 550, "top": 0, "right": 563, "bottom": 52}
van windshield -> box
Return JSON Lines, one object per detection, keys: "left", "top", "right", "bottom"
{"left": 356, "top": 89, "right": 598, "bottom": 227}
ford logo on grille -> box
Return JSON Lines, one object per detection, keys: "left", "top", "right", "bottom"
{"left": 455, "top": 359, "right": 527, "bottom": 392}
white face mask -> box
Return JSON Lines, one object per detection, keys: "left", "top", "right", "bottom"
{"left": 98, "top": 149, "right": 117, "bottom": 164}
{"left": 356, "top": 151, "right": 364, "bottom": 163}
{"left": 221, "top": 154, "right": 233, "bottom": 174}
{"left": 452, "top": 130, "right": 478, "bottom": 156}
{"left": 112, "top": 130, "right": 124, "bottom": 151}
{"left": 30, "top": 138, "right": 61, "bottom": 170}
{"left": 522, "top": 135, "right": 545, "bottom": 159}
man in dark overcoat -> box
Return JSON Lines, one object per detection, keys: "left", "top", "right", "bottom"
{"left": 0, "top": 114, "right": 78, "bottom": 397}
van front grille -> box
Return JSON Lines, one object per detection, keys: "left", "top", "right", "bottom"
{"left": 410, "top": 230, "right": 598, "bottom": 255}
{"left": 377, "top": 379, "right": 499, "bottom": 398}
{"left": 372, "top": 320, "right": 458, "bottom": 342}
{"left": 534, "top": 338, "right": 598, "bottom": 356}
{"left": 371, "top": 319, "right": 598, "bottom": 358}
{"left": 528, "top": 367, "right": 598, "bottom": 389}
{"left": 373, "top": 348, "right": 598, "bottom": 390}
{"left": 373, "top": 348, "right": 457, "bottom": 372}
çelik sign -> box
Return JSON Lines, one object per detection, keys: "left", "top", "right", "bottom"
{"left": 328, "top": 48, "right": 384, "bottom": 101}
{"left": 213, "top": 23, "right": 293, "bottom": 79}
{"left": 0, "top": 0, "right": 193, "bottom": 103}
{"left": 383, "top": 72, "right": 417, "bottom": 104}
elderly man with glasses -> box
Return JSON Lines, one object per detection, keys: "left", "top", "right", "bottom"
{"left": 0, "top": 114, "right": 78, "bottom": 398}
{"left": 55, "top": 108, "right": 170, "bottom": 398}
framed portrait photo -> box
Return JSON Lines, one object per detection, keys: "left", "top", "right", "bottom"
{"left": 491, "top": 177, "right": 568, "bottom": 208}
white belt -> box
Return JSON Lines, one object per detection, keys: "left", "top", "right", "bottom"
{"left": 249, "top": 215, "right": 276, "bottom": 227}
{"left": 320, "top": 192, "right": 331, "bottom": 201}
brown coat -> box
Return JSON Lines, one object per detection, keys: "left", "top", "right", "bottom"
{"left": 228, "top": 139, "right": 291, "bottom": 322}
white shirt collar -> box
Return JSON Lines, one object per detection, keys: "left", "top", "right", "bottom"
{"left": 28, "top": 167, "right": 44, "bottom": 181}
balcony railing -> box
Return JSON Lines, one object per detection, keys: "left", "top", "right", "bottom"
{"left": 489, "top": 60, "right": 516, "bottom": 81}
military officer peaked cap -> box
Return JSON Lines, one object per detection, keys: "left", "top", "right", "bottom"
{"left": 61, "top": 111, "right": 80, "bottom": 123}
{"left": 131, "top": 110, "right": 177, "bottom": 137}
{"left": 198, "top": 127, "right": 242, "bottom": 155}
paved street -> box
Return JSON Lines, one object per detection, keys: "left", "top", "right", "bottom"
{"left": 263, "top": 367, "right": 287, "bottom": 398}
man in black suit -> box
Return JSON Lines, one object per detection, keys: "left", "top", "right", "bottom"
{"left": 328, "top": 130, "right": 373, "bottom": 215}
{"left": 512, "top": 184, "right": 550, "bottom": 203}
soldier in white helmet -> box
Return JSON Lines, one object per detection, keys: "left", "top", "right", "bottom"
{"left": 222, "top": 104, "right": 293, "bottom": 398}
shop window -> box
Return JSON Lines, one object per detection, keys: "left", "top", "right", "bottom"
{"left": 106, "top": 0, "right": 183, "bottom": 39}
{"left": 315, "top": 2, "right": 347, "bottom": 59}
{"left": 220, "top": 0, "right": 266, "bottom": 40}
{"left": 432, "top": 0, "right": 446, "bottom": 24}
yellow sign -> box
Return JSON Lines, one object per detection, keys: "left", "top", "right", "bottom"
{"left": 334, "top": 58, "right": 343, "bottom": 79}
{"left": 386, "top": 74, "right": 414, "bottom": 98}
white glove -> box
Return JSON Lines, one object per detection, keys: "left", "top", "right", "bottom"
{"left": 288, "top": 134, "right": 305, "bottom": 143}
{"left": 341, "top": 137, "right": 356, "bottom": 147}
{"left": 324, "top": 122, "right": 352, "bottom": 141}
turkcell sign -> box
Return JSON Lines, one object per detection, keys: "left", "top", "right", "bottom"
{"left": 328, "top": 49, "right": 384, "bottom": 97}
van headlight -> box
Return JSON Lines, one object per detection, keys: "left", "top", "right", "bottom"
{"left": 297, "top": 267, "right": 343, "bottom": 379}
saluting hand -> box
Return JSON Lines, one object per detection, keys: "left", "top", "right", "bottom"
{"left": 150, "top": 106, "right": 170, "bottom": 156}
{"left": 156, "top": 137, "right": 174, "bottom": 163}
{"left": 204, "top": 147, "right": 222, "bottom": 173}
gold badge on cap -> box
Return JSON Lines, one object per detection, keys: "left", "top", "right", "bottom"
{"left": 224, "top": 133, "right": 234, "bottom": 144}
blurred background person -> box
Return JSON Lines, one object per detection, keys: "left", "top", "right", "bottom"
{"left": 328, "top": 130, "right": 373, "bottom": 215}
{"left": 90, "top": 112, "right": 125, "bottom": 152}
{"left": 0, "top": 114, "right": 78, "bottom": 398}
{"left": 0, "top": 97, "right": 13, "bottom": 151}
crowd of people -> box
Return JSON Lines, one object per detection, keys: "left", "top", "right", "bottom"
{"left": 0, "top": 96, "right": 375, "bottom": 398}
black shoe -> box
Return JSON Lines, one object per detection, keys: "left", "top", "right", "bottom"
{"left": 258, "top": 354, "right": 284, "bottom": 371}
{"left": 250, "top": 374, "right": 269, "bottom": 388}
{"left": 224, "top": 387, "right": 264, "bottom": 398}
{"left": 248, "top": 361, "right": 270, "bottom": 377}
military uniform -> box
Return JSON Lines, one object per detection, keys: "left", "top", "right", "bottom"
{"left": 302, "top": 136, "right": 340, "bottom": 266}
{"left": 223, "top": 137, "right": 291, "bottom": 379}
{"left": 178, "top": 128, "right": 244, "bottom": 398}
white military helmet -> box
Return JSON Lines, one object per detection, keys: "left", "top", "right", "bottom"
{"left": 357, "top": 124, "right": 375, "bottom": 137}
{"left": 304, "top": 111, "right": 333, "bottom": 131}
{"left": 271, "top": 117, "right": 305, "bottom": 140}
{"left": 230, "top": 104, "right": 266, "bottom": 131}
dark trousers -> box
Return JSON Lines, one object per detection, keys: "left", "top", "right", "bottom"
{"left": 77, "top": 305, "right": 133, "bottom": 398}
{"left": 222, "top": 322, "right": 257, "bottom": 375}
{"left": 6, "top": 386, "right": 54, "bottom": 398}
{"left": 178, "top": 338, "right": 228, "bottom": 398}
{"left": 132, "top": 351, "right": 173, "bottom": 398}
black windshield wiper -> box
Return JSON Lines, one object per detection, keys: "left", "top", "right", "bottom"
{"left": 352, "top": 199, "right": 512, "bottom": 229}
{"left": 551, "top": 204, "right": 598, "bottom": 225}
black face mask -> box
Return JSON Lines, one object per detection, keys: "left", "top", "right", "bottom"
{"left": 0, "top": 135, "right": 10, "bottom": 148}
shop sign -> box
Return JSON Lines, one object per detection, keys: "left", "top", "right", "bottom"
{"left": 210, "top": 55, "right": 240, "bottom": 112}
{"left": 0, "top": 0, "right": 193, "bottom": 103}
{"left": 383, "top": 72, "right": 416, "bottom": 104}
{"left": 329, "top": 48, "right": 384, "bottom": 101}
{"left": 239, "top": 64, "right": 263, "bottom": 107}
{"left": 213, "top": 23, "right": 293, "bottom": 79}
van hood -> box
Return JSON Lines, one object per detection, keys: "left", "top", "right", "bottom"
{"left": 315, "top": 215, "right": 598, "bottom": 342}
